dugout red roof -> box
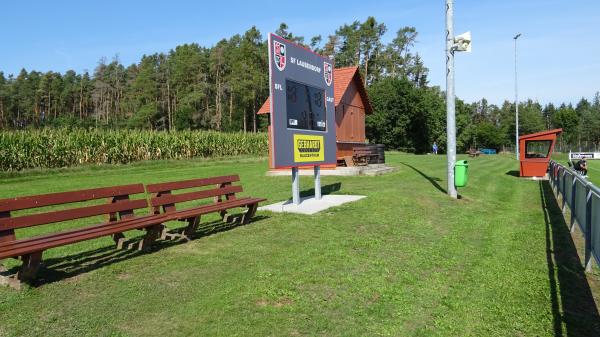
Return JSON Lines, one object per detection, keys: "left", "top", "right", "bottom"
{"left": 518, "top": 128, "right": 563, "bottom": 140}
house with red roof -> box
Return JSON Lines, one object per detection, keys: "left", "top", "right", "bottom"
{"left": 257, "top": 66, "right": 373, "bottom": 168}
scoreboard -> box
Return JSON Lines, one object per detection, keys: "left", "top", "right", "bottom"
{"left": 285, "top": 79, "right": 326, "bottom": 132}
{"left": 268, "top": 33, "right": 336, "bottom": 168}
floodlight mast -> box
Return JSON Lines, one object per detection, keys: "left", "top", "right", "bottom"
{"left": 445, "top": 0, "right": 457, "bottom": 199}
{"left": 445, "top": 0, "right": 471, "bottom": 199}
{"left": 514, "top": 33, "right": 521, "bottom": 160}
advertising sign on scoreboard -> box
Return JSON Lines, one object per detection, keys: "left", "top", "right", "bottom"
{"left": 268, "top": 33, "right": 336, "bottom": 168}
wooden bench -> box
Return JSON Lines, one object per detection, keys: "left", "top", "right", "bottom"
{"left": 146, "top": 175, "right": 266, "bottom": 241}
{"left": 352, "top": 147, "right": 379, "bottom": 166}
{"left": 0, "top": 184, "right": 168, "bottom": 286}
{"left": 467, "top": 149, "right": 481, "bottom": 157}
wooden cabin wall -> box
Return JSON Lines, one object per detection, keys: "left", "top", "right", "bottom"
{"left": 335, "top": 105, "right": 365, "bottom": 142}
{"left": 335, "top": 78, "right": 368, "bottom": 159}
{"left": 336, "top": 79, "right": 366, "bottom": 142}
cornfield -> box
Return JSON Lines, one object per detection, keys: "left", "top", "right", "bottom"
{"left": 0, "top": 129, "right": 268, "bottom": 171}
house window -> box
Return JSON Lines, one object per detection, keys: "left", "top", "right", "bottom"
{"left": 525, "top": 140, "right": 552, "bottom": 158}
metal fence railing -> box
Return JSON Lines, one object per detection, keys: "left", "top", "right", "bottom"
{"left": 549, "top": 160, "right": 600, "bottom": 272}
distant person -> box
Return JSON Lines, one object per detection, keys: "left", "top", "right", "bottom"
{"left": 574, "top": 159, "right": 588, "bottom": 177}
{"left": 432, "top": 142, "right": 438, "bottom": 155}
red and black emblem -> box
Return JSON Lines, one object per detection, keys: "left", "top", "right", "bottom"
{"left": 274, "top": 41, "right": 286, "bottom": 71}
{"left": 324, "top": 61, "right": 332, "bottom": 86}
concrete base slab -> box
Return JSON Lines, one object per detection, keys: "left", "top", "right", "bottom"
{"left": 266, "top": 164, "right": 396, "bottom": 177}
{"left": 522, "top": 173, "right": 549, "bottom": 181}
{"left": 363, "top": 166, "right": 396, "bottom": 176}
{"left": 258, "top": 195, "right": 366, "bottom": 215}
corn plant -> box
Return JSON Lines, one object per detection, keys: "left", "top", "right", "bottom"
{"left": 0, "top": 129, "right": 268, "bottom": 171}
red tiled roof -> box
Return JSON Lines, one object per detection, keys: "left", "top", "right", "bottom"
{"left": 257, "top": 98, "right": 270, "bottom": 114}
{"left": 519, "top": 128, "right": 563, "bottom": 140}
{"left": 333, "top": 66, "right": 359, "bottom": 107}
{"left": 257, "top": 66, "right": 373, "bottom": 114}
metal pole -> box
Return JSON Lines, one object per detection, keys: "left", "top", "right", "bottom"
{"left": 314, "top": 165, "right": 321, "bottom": 200}
{"left": 585, "top": 187, "right": 593, "bottom": 272}
{"left": 445, "top": 0, "right": 457, "bottom": 199}
{"left": 292, "top": 167, "right": 300, "bottom": 205}
{"left": 514, "top": 33, "right": 521, "bottom": 160}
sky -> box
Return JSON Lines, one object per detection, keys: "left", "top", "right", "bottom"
{"left": 1, "top": 0, "right": 599, "bottom": 105}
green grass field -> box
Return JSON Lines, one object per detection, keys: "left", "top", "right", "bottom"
{"left": 553, "top": 153, "right": 600, "bottom": 185}
{"left": 1, "top": 153, "right": 600, "bottom": 337}
{"left": 586, "top": 160, "right": 600, "bottom": 185}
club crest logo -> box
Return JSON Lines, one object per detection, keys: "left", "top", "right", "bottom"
{"left": 274, "top": 41, "right": 286, "bottom": 71}
{"left": 324, "top": 62, "right": 332, "bottom": 86}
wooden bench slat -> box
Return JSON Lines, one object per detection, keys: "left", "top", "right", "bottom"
{"left": 150, "top": 185, "right": 243, "bottom": 207}
{"left": 146, "top": 175, "right": 239, "bottom": 193}
{"left": 0, "top": 184, "right": 145, "bottom": 213}
{"left": 0, "top": 213, "right": 168, "bottom": 255}
{"left": 165, "top": 197, "right": 266, "bottom": 220}
{"left": 0, "top": 214, "right": 169, "bottom": 260}
{"left": 0, "top": 199, "right": 148, "bottom": 230}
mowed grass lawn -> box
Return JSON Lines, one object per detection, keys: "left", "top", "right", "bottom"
{"left": 1, "top": 153, "right": 600, "bottom": 337}
{"left": 585, "top": 160, "right": 600, "bottom": 186}
{"left": 553, "top": 154, "right": 600, "bottom": 185}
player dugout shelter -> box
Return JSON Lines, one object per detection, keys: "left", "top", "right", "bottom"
{"left": 519, "top": 128, "right": 562, "bottom": 177}
{"left": 258, "top": 66, "right": 373, "bottom": 169}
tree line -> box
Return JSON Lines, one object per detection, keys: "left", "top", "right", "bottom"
{"left": 367, "top": 78, "right": 600, "bottom": 153}
{"left": 0, "top": 17, "right": 597, "bottom": 153}
{"left": 0, "top": 18, "right": 426, "bottom": 133}
{"left": 456, "top": 95, "right": 600, "bottom": 152}
{"left": 0, "top": 26, "right": 268, "bottom": 132}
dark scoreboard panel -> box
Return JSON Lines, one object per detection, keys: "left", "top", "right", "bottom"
{"left": 268, "top": 33, "right": 336, "bottom": 168}
{"left": 286, "top": 79, "right": 326, "bottom": 132}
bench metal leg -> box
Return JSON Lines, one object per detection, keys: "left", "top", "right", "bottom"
{"left": 160, "top": 216, "right": 201, "bottom": 241}
{"left": 182, "top": 216, "right": 201, "bottom": 239}
{"left": 119, "top": 225, "right": 164, "bottom": 251}
{"left": 112, "top": 233, "right": 126, "bottom": 249}
{"left": 160, "top": 224, "right": 170, "bottom": 240}
{"left": 241, "top": 203, "right": 258, "bottom": 225}
{"left": 138, "top": 225, "right": 163, "bottom": 251}
{"left": 220, "top": 210, "right": 233, "bottom": 223}
{"left": 16, "top": 251, "right": 43, "bottom": 285}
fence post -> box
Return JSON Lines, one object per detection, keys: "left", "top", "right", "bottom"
{"left": 562, "top": 171, "right": 567, "bottom": 213}
{"left": 585, "top": 187, "right": 594, "bottom": 272}
{"left": 555, "top": 166, "right": 561, "bottom": 197}
{"left": 551, "top": 163, "right": 557, "bottom": 194}
{"left": 570, "top": 177, "right": 577, "bottom": 232}
{"left": 554, "top": 166, "right": 560, "bottom": 194}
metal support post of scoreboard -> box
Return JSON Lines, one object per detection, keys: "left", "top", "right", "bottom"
{"left": 292, "top": 167, "right": 300, "bottom": 205}
{"left": 314, "top": 166, "right": 321, "bottom": 200}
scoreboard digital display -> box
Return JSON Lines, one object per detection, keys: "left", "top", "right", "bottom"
{"left": 268, "top": 33, "right": 336, "bottom": 168}
{"left": 286, "top": 79, "right": 326, "bottom": 132}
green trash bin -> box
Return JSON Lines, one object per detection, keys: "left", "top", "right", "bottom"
{"left": 454, "top": 160, "right": 469, "bottom": 187}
